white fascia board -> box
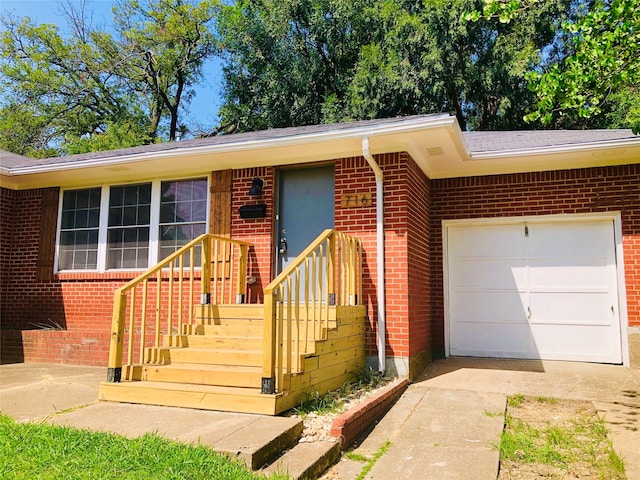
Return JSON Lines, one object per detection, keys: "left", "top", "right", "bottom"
{"left": 468, "top": 137, "right": 640, "bottom": 160}
{"left": 6, "top": 115, "right": 455, "bottom": 176}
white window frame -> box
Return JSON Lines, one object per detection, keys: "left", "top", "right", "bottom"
{"left": 55, "top": 175, "right": 210, "bottom": 273}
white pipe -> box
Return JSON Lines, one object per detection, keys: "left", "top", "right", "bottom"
{"left": 362, "top": 137, "right": 386, "bottom": 374}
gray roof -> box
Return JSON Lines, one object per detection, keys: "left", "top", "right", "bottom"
{"left": 0, "top": 149, "right": 34, "bottom": 168}
{"left": 463, "top": 129, "right": 638, "bottom": 153}
{"left": 0, "top": 116, "right": 436, "bottom": 169}
{"left": 1, "top": 115, "right": 638, "bottom": 170}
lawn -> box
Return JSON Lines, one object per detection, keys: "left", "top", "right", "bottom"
{"left": 498, "top": 395, "right": 626, "bottom": 480}
{"left": 0, "top": 415, "right": 287, "bottom": 480}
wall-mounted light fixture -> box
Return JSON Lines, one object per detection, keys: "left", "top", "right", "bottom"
{"left": 248, "top": 177, "right": 264, "bottom": 196}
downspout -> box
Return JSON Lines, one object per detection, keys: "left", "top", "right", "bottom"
{"left": 362, "top": 137, "right": 386, "bottom": 374}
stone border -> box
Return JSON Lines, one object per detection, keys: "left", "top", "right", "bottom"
{"left": 330, "top": 378, "right": 408, "bottom": 450}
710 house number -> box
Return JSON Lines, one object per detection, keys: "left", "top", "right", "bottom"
{"left": 341, "top": 193, "right": 372, "bottom": 208}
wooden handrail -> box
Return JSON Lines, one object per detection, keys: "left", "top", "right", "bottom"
{"left": 261, "top": 229, "right": 362, "bottom": 394}
{"left": 107, "top": 234, "right": 252, "bottom": 382}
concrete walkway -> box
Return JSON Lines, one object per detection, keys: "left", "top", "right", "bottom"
{"left": 2, "top": 360, "right": 639, "bottom": 479}
{"left": 332, "top": 358, "right": 640, "bottom": 480}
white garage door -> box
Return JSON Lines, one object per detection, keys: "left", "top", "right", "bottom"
{"left": 446, "top": 218, "right": 622, "bottom": 363}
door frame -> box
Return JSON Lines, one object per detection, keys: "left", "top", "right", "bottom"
{"left": 272, "top": 163, "right": 336, "bottom": 278}
{"left": 442, "top": 212, "right": 629, "bottom": 366}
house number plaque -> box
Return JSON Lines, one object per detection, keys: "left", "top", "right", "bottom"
{"left": 341, "top": 193, "right": 372, "bottom": 207}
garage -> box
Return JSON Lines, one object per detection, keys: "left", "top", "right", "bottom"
{"left": 445, "top": 216, "right": 623, "bottom": 364}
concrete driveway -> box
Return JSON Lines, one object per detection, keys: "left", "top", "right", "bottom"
{"left": 332, "top": 358, "right": 640, "bottom": 480}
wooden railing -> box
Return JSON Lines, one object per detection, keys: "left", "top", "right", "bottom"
{"left": 106, "top": 234, "right": 252, "bottom": 382}
{"left": 261, "top": 229, "right": 362, "bottom": 394}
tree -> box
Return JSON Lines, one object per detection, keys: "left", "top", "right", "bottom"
{"left": 113, "top": 0, "right": 218, "bottom": 141}
{"left": 216, "top": 0, "right": 377, "bottom": 132}
{"left": 342, "top": 0, "right": 574, "bottom": 131}
{"left": 0, "top": 11, "right": 149, "bottom": 156}
{"left": 217, "top": 0, "right": 573, "bottom": 131}
{"left": 468, "top": 0, "right": 640, "bottom": 133}
{"left": 0, "top": 0, "right": 219, "bottom": 157}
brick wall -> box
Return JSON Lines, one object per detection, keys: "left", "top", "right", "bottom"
{"left": 4, "top": 161, "right": 636, "bottom": 370}
{"left": 231, "top": 167, "right": 275, "bottom": 304}
{"left": 1, "top": 154, "right": 431, "bottom": 368}
{"left": 335, "top": 153, "right": 431, "bottom": 361}
{"left": 430, "top": 164, "right": 640, "bottom": 353}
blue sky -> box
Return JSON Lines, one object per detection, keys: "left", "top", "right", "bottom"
{"left": 0, "top": 0, "right": 224, "bottom": 135}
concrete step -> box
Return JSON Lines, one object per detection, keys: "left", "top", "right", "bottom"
{"left": 263, "top": 441, "right": 341, "bottom": 480}
{"left": 143, "top": 363, "right": 262, "bottom": 388}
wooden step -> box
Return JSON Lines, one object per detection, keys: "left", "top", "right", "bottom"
{"left": 163, "top": 334, "right": 263, "bottom": 350}
{"left": 167, "top": 347, "right": 263, "bottom": 366}
{"left": 143, "top": 363, "right": 262, "bottom": 388}
{"left": 194, "top": 304, "right": 265, "bottom": 321}
{"left": 183, "top": 322, "right": 264, "bottom": 337}
{"left": 99, "top": 381, "right": 284, "bottom": 415}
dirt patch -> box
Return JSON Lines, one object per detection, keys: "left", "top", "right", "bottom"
{"left": 498, "top": 396, "right": 626, "bottom": 480}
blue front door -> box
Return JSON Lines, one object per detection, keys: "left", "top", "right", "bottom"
{"left": 277, "top": 165, "right": 335, "bottom": 274}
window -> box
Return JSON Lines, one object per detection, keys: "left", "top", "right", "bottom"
{"left": 58, "top": 187, "right": 101, "bottom": 270}
{"left": 107, "top": 183, "right": 152, "bottom": 269}
{"left": 159, "top": 179, "right": 208, "bottom": 261}
{"left": 57, "top": 177, "right": 208, "bottom": 272}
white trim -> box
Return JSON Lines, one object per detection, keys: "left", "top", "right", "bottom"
{"left": 4, "top": 115, "right": 456, "bottom": 176}
{"left": 442, "top": 212, "right": 629, "bottom": 365}
{"left": 97, "top": 185, "right": 110, "bottom": 272}
{"left": 148, "top": 181, "right": 162, "bottom": 264}
{"left": 469, "top": 138, "right": 640, "bottom": 160}
{"left": 613, "top": 212, "right": 630, "bottom": 367}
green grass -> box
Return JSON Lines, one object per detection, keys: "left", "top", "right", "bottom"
{"left": 534, "top": 396, "right": 559, "bottom": 404}
{"left": 0, "top": 415, "right": 287, "bottom": 480}
{"left": 349, "top": 441, "right": 391, "bottom": 480}
{"left": 500, "top": 396, "right": 626, "bottom": 479}
{"left": 508, "top": 393, "right": 526, "bottom": 408}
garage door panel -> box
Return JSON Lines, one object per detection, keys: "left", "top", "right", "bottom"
{"left": 452, "top": 291, "right": 528, "bottom": 323}
{"left": 529, "top": 259, "right": 612, "bottom": 289}
{"left": 447, "top": 218, "right": 622, "bottom": 364}
{"left": 450, "top": 323, "right": 532, "bottom": 358}
{"left": 450, "top": 224, "right": 525, "bottom": 257}
{"left": 530, "top": 292, "right": 612, "bottom": 326}
{"left": 528, "top": 222, "right": 614, "bottom": 258}
{"left": 453, "top": 259, "right": 527, "bottom": 290}
{"left": 530, "top": 324, "right": 618, "bottom": 363}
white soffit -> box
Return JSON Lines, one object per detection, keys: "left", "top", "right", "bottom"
{"left": 1, "top": 115, "right": 639, "bottom": 188}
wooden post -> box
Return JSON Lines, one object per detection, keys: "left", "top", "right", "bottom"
{"left": 107, "top": 291, "right": 127, "bottom": 382}
{"left": 155, "top": 271, "right": 162, "bottom": 347}
{"left": 261, "top": 290, "right": 277, "bottom": 394}
{"left": 236, "top": 243, "right": 248, "bottom": 304}
{"left": 201, "top": 236, "right": 211, "bottom": 304}
{"left": 327, "top": 234, "right": 335, "bottom": 305}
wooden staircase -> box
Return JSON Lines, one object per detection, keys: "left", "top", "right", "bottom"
{"left": 99, "top": 305, "right": 284, "bottom": 415}
{"left": 99, "top": 230, "right": 366, "bottom": 416}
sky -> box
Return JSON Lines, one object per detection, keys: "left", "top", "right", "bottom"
{"left": 0, "top": 0, "right": 224, "bottom": 135}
